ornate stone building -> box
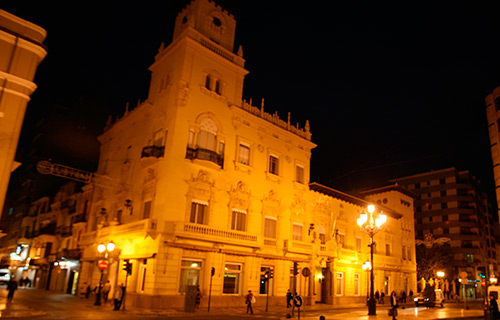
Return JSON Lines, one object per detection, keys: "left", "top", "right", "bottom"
{"left": 77, "top": 0, "right": 417, "bottom": 309}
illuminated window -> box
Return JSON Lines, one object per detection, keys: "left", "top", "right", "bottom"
{"left": 293, "top": 223, "right": 303, "bottom": 241}
{"left": 296, "top": 165, "right": 304, "bottom": 184}
{"left": 336, "top": 272, "right": 344, "bottom": 296}
{"left": 179, "top": 260, "right": 202, "bottom": 293}
{"left": 231, "top": 209, "right": 246, "bottom": 231}
{"left": 223, "top": 263, "right": 242, "bottom": 294}
{"left": 190, "top": 202, "right": 207, "bottom": 224}
{"left": 238, "top": 144, "right": 250, "bottom": 165}
{"left": 264, "top": 217, "right": 277, "bottom": 239}
{"left": 269, "top": 155, "right": 279, "bottom": 175}
{"left": 354, "top": 273, "right": 360, "bottom": 296}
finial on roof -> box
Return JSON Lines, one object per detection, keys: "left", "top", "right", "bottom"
{"left": 237, "top": 45, "right": 243, "bottom": 57}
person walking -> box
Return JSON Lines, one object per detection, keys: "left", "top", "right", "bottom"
{"left": 6, "top": 276, "right": 18, "bottom": 302}
{"left": 380, "top": 291, "right": 385, "bottom": 304}
{"left": 102, "top": 281, "right": 111, "bottom": 304}
{"left": 375, "top": 290, "right": 380, "bottom": 303}
{"left": 490, "top": 294, "right": 500, "bottom": 320}
{"left": 195, "top": 285, "right": 202, "bottom": 309}
{"left": 245, "top": 290, "right": 254, "bottom": 314}
{"left": 390, "top": 290, "right": 398, "bottom": 320}
{"left": 113, "top": 283, "right": 124, "bottom": 310}
{"left": 286, "top": 289, "right": 293, "bottom": 308}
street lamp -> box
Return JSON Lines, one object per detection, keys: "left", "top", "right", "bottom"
{"left": 357, "top": 204, "right": 387, "bottom": 315}
{"left": 94, "top": 241, "right": 115, "bottom": 306}
{"left": 436, "top": 271, "right": 445, "bottom": 289}
{"left": 362, "top": 260, "right": 372, "bottom": 305}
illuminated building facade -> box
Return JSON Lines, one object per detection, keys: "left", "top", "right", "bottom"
{"left": 391, "top": 168, "right": 497, "bottom": 298}
{"left": 486, "top": 87, "right": 500, "bottom": 219}
{"left": 77, "top": 0, "right": 417, "bottom": 308}
{"left": 0, "top": 10, "right": 47, "bottom": 218}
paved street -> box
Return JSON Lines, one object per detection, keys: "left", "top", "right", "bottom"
{"left": 0, "top": 287, "right": 486, "bottom": 320}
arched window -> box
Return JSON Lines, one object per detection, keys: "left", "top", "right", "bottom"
{"left": 197, "top": 118, "right": 217, "bottom": 151}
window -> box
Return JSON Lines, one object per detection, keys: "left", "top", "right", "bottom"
{"left": 153, "top": 129, "right": 163, "bottom": 146}
{"left": 356, "top": 237, "right": 362, "bottom": 252}
{"left": 336, "top": 272, "right": 344, "bottom": 296}
{"left": 238, "top": 144, "right": 250, "bottom": 165}
{"left": 407, "top": 247, "right": 412, "bottom": 261}
{"left": 179, "top": 260, "right": 202, "bottom": 293}
{"left": 354, "top": 273, "right": 360, "bottom": 296}
{"left": 215, "top": 80, "right": 221, "bottom": 94}
{"left": 260, "top": 266, "right": 273, "bottom": 294}
{"left": 188, "top": 130, "right": 195, "bottom": 146}
{"left": 466, "top": 254, "right": 474, "bottom": 263}
{"left": 205, "top": 75, "right": 211, "bottom": 89}
{"left": 231, "top": 209, "right": 246, "bottom": 231}
{"left": 269, "top": 155, "right": 279, "bottom": 175}
{"left": 198, "top": 129, "right": 217, "bottom": 151}
{"left": 296, "top": 165, "right": 304, "bottom": 184}
{"left": 143, "top": 201, "right": 151, "bottom": 219}
{"left": 292, "top": 223, "right": 303, "bottom": 241}
{"left": 319, "top": 232, "right": 326, "bottom": 244}
{"left": 386, "top": 244, "right": 391, "bottom": 256}
{"left": 218, "top": 141, "right": 225, "bottom": 155}
{"left": 190, "top": 202, "right": 207, "bottom": 224}
{"left": 338, "top": 234, "right": 345, "bottom": 247}
{"left": 402, "top": 245, "right": 406, "bottom": 260}
{"left": 264, "top": 217, "right": 277, "bottom": 239}
{"left": 223, "top": 263, "right": 242, "bottom": 294}
{"left": 138, "top": 259, "right": 147, "bottom": 292}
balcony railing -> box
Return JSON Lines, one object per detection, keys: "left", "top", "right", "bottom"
{"left": 168, "top": 222, "right": 258, "bottom": 247}
{"left": 71, "top": 213, "right": 86, "bottom": 224}
{"left": 56, "top": 226, "right": 72, "bottom": 237}
{"left": 34, "top": 223, "right": 56, "bottom": 236}
{"left": 186, "top": 147, "right": 224, "bottom": 168}
{"left": 141, "top": 145, "right": 165, "bottom": 158}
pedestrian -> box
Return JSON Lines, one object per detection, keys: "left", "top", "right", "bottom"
{"left": 409, "top": 289, "right": 413, "bottom": 303}
{"left": 375, "top": 290, "right": 380, "bottom": 303}
{"left": 113, "top": 283, "right": 124, "bottom": 310}
{"left": 380, "top": 291, "right": 385, "bottom": 304}
{"left": 6, "top": 276, "right": 18, "bottom": 302}
{"left": 490, "top": 294, "right": 500, "bottom": 320}
{"left": 286, "top": 289, "right": 293, "bottom": 308}
{"left": 195, "top": 285, "right": 202, "bottom": 309}
{"left": 401, "top": 290, "right": 406, "bottom": 304}
{"left": 102, "top": 281, "right": 111, "bottom": 303}
{"left": 245, "top": 290, "right": 254, "bottom": 314}
{"left": 390, "top": 290, "right": 398, "bottom": 320}
{"left": 85, "top": 283, "right": 91, "bottom": 299}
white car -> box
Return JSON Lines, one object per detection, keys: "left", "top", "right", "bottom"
{"left": 0, "top": 269, "right": 10, "bottom": 284}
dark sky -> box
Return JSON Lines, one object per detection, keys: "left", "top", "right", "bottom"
{"left": 4, "top": 1, "right": 500, "bottom": 200}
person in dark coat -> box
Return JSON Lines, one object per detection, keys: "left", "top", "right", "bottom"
{"left": 490, "top": 294, "right": 500, "bottom": 320}
{"left": 375, "top": 290, "right": 380, "bottom": 303}
{"left": 6, "top": 276, "right": 18, "bottom": 302}
{"left": 286, "top": 289, "right": 293, "bottom": 308}
{"left": 113, "top": 283, "right": 124, "bottom": 310}
{"left": 390, "top": 291, "right": 398, "bottom": 320}
{"left": 245, "top": 290, "right": 254, "bottom": 314}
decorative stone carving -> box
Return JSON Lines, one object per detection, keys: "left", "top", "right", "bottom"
{"left": 176, "top": 80, "right": 190, "bottom": 107}
{"left": 228, "top": 181, "right": 250, "bottom": 210}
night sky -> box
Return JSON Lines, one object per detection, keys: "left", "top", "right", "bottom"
{"left": 4, "top": 1, "right": 500, "bottom": 202}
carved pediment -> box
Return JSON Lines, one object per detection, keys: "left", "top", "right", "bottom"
{"left": 228, "top": 181, "right": 250, "bottom": 210}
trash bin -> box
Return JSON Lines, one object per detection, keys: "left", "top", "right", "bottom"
{"left": 185, "top": 285, "right": 197, "bottom": 312}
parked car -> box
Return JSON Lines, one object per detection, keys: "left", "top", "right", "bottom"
{"left": 0, "top": 269, "right": 10, "bottom": 284}
{"left": 414, "top": 289, "right": 444, "bottom": 307}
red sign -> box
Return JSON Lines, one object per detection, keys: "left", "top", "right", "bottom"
{"left": 98, "top": 260, "right": 108, "bottom": 270}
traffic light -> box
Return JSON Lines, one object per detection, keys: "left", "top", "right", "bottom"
{"left": 293, "top": 262, "right": 299, "bottom": 275}
{"left": 264, "top": 271, "right": 269, "bottom": 281}
{"left": 478, "top": 266, "right": 486, "bottom": 279}
{"left": 123, "top": 260, "right": 132, "bottom": 275}
{"left": 269, "top": 270, "right": 274, "bottom": 279}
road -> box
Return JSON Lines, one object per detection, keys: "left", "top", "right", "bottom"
{"left": 0, "top": 287, "right": 486, "bottom": 320}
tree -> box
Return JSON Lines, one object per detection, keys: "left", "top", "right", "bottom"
{"left": 416, "top": 242, "right": 453, "bottom": 284}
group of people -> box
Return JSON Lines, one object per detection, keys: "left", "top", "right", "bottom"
{"left": 375, "top": 289, "right": 413, "bottom": 305}
{"left": 84, "top": 281, "right": 125, "bottom": 310}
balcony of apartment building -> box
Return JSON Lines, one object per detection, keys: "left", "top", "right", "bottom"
{"left": 55, "top": 248, "right": 81, "bottom": 261}
{"left": 140, "top": 145, "right": 165, "bottom": 167}
{"left": 34, "top": 222, "right": 56, "bottom": 237}
{"left": 165, "top": 221, "right": 259, "bottom": 249}
{"left": 79, "top": 218, "right": 158, "bottom": 246}
{"left": 55, "top": 226, "right": 72, "bottom": 237}
{"left": 185, "top": 146, "right": 224, "bottom": 168}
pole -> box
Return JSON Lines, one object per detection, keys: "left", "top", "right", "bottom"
{"left": 208, "top": 267, "right": 214, "bottom": 312}
{"left": 122, "top": 272, "right": 128, "bottom": 310}
{"left": 463, "top": 282, "right": 468, "bottom": 310}
{"left": 94, "top": 269, "right": 103, "bottom": 305}
{"left": 368, "top": 236, "right": 376, "bottom": 315}
{"left": 366, "top": 270, "right": 369, "bottom": 305}
{"left": 266, "top": 277, "right": 269, "bottom": 312}
{"left": 292, "top": 262, "right": 297, "bottom": 317}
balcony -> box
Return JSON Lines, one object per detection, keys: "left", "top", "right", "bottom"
{"left": 56, "top": 226, "right": 72, "bottom": 237}
{"left": 186, "top": 147, "right": 224, "bottom": 168}
{"left": 167, "top": 222, "right": 259, "bottom": 248}
{"left": 141, "top": 145, "right": 165, "bottom": 158}
{"left": 71, "top": 213, "right": 86, "bottom": 224}
{"left": 140, "top": 146, "right": 165, "bottom": 167}
{"left": 34, "top": 223, "right": 56, "bottom": 236}
{"left": 56, "top": 248, "right": 81, "bottom": 261}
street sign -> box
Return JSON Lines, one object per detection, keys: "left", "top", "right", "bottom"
{"left": 302, "top": 267, "right": 310, "bottom": 277}
{"left": 98, "top": 260, "right": 108, "bottom": 270}
{"left": 293, "top": 295, "right": 303, "bottom": 308}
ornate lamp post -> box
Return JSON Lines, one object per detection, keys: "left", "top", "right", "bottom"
{"left": 94, "top": 242, "right": 115, "bottom": 306}
{"left": 362, "top": 260, "right": 372, "bottom": 305}
{"left": 436, "top": 271, "right": 445, "bottom": 289}
{"left": 357, "top": 204, "right": 387, "bottom": 315}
